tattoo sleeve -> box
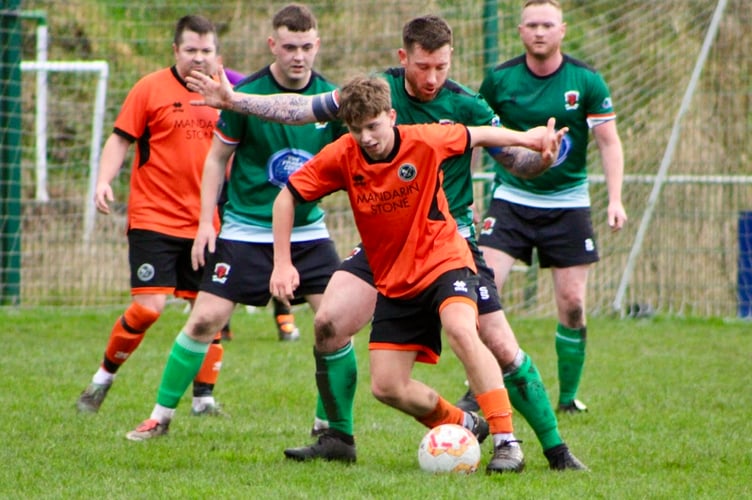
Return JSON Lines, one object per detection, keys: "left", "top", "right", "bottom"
{"left": 491, "top": 146, "right": 551, "bottom": 180}
{"left": 231, "top": 94, "right": 318, "bottom": 125}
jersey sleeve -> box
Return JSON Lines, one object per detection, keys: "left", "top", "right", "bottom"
{"left": 585, "top": 72, "right": 616, "bottom": 128}
{"left": 423, "top": 123, "right": 471, "bottom": 157}
{"left": 113, "top": 76, "right": 150, "bottom": 140}
{"left": 478, "top": 71, "right": 499, "bottom": 113}
{"left": 472, "top": 93, "right": 503, "bottom": 156}
{"left": 469, "top": 94, "right": 499, "bottom": 127}
{"left": 214, "top": 108, "right": 244, "bottom": 145}
{"left": 287, "top": 139, "right": 348, "bottom": 202}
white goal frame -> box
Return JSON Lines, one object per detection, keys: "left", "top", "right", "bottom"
{"left": 20, "top": 60, "right": 109, "bottom": 243}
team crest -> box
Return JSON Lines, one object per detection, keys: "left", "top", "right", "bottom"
{"left": 343, "top": 245, "right": 362, "bottom": 261}
{"left": 480, "top": 216, "right": 496, "bottom": 236}
{"left": 564, "top": 90, "right": 580, "bottom": 110}
{"left": 398, "top": 163, "right": 417, "bottom": 182}
{"left": 136, "top": 263, "right": 155, "bottom": 282}
{"left": 212, "top": 262, "right": 231, "bottom": 284}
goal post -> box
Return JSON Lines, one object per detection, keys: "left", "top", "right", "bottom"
{"left": 24, "top": 10, "right": 50, "bottom": 202}
{"left": 20, "top": 60, "right": 109, "bottom": 243}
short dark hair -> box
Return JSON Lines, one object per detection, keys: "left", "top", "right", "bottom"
{"left": 402, "top": 15, "right": 452, "bottom": 53}
{"left": 338, "top": 75, "right": 392, "bottom": 127}
{"left": 272, "top": 3, "right": 318, "bottom": 32}
{"left": 174, "top": 15, "right": 217, "bottom": 49}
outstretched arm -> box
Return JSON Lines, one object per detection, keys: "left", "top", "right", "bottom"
{"left": 470, "top": 117, "right": 567, "bottom": 166}
{"left": 488, "top": 146, "right": 553, "bottom": 180}
{"left": 186, "top": 65, "right": 338, "bottom": 125}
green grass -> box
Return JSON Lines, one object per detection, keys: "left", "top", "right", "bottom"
{"left": 1, "top": 305, "right": 750, "bottom": 498}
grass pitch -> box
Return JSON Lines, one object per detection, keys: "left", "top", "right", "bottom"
{"left": 1, "top": 305, "right": 750, "bottom": 498}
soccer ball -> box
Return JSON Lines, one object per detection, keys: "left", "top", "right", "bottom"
{"left": 417, "top": 423, "right": 481, "bottom": 474}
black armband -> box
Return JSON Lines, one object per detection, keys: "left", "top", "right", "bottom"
{"left": 311, "top": 90, "right": 340, "bottom": 122}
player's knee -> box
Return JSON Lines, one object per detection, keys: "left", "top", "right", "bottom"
{"left": 313, "top": 312, "right": 338, "bottom": 341}
{"left": 564, "top": 305, "right": 585, "bottom": 327}
{"left": 445, "top": 327, "right": 480, "bottom": 351}
{"left": 370, "top": 379, "right": 401, "bottom": 407}
{"left": 187, "top": 312, "right": 227, "bottom": 340}
{"left": 314, "top": 308, "right": 358, "bottom": 342}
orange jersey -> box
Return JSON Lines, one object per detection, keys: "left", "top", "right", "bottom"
{"left": 288, "top": 123, "right": 476, "bottom": 299}
{"left": 113, "top": 66, "right": 219, "bottom": 238}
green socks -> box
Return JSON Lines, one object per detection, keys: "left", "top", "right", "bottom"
{"left": 555, "top": 324, "right": 587, "bottom": 406}
{"left": 315, "top": 394, "right": 327, "bottom": 423}
{"left": 156, "top": 331, "right": 209, "bottom": 409}
{"left": 504, "top": 350, "right": 563, "bottom": 451}
{"left": 314, "top": 342, "right": 357, "bottom": 436}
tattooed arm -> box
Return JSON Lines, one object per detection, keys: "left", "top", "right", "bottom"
{"left": 186, "top": 65, "right": 339, "bottom": 125}
{"left": 224, "top": 91, "right": 338, "bottom": 125}
{"left": 489, "top": 146, "right": 554, "bottom": 180}
{"left": 470, "top": 117, "right": 566, "bottom": 179}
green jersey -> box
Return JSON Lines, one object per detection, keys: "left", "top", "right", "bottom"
{"left": 216, "top": 66, "right": 345, "bottom": 242}
{"left": 382, "top": 68, "right": 497, "bottom": 236}
{"left": 479, "top": 54, "right": 616, "bottom": 208}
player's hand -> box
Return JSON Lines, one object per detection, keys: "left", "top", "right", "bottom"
{"left": 93, "top": 183, "right": 114, "bottom": 214}
{"left": 186, "top": 64, "right": 233, "bottom": 109}
{"left": 191, "top": 222, "right": 217, "bottom": 270}
{"left": 522, "top": 120, "right": 551, "bottom": 151}
{"left": 270, "top": 263, "right": 300, "bottom": 307}
{"left": 524, "top": 118, "right": 568, "bottom": 158}
{"left": 539, "top": 117, "right": 569, "bottom": 164}
{"left": 608, "top": 201, "right": 628, "bottom": 232}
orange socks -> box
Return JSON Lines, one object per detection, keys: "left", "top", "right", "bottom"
{"left": 194, "top": 332, "right": 224, "bottom": 385}
{"left": 476, "top": 388, "right": 514, "bottom": 434}
{"left": 102, "top": 302, "right": 159, "bottom": 373}
{"left": 416, "top": 396, "right": 466, "bottom": 428}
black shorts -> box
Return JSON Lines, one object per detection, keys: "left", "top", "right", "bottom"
{"left": 199, "top": 238, "right": 340, "bottom": 306}
{"left": 338, "top": 243, "right": 374, "bottom": 284}
{"left": 478, "top": 199, "right": 600, "bottom": 268}
{"left": 128, "top": 229, "right": 202, "bottom": 297}
{"left": 468, "top": 238, "right": 503, "bottom": 314}
{"left": 341, "top": 241, "right": 501, "bottom": 314}
{"left": 370, "top": 268, "right": 478, "bottom": 365}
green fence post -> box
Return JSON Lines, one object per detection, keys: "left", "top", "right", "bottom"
{"left": 482, "top": 0, "right": 498, "bottom": 75}
{"left": 479, "top": 0, "right": 499, "bottom": 204}
{"left": 1, "top": 2, "right": 23, "bottom": 305}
